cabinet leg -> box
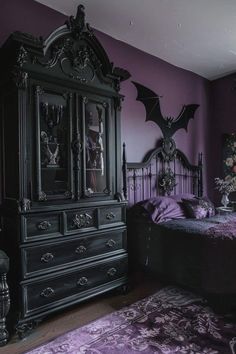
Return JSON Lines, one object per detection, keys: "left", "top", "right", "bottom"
{"left": 16, "top": 319, "right": 40, "bottom": 339}
{"left": 0, "top": 274, "right": 10, "bottom": 346}
{"left": 117, "top": 283, "right": 130, "bottom": 295}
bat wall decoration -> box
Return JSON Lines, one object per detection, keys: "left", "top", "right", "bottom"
{"left": 132, "top": 81, "right": 199, "bottom": 139}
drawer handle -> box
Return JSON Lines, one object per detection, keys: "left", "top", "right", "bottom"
{"left": 41, "top": 252, "right": 54, "bottom": 263}
{"left": 40, "top": 287, "right": 55, "bottom": 298}
{"left": 106, "top": 212, "right": 115, "bottom": 220}
{"left": 37, "top": 221, "right": 51, "bottom": 231}
{"left": 77, "top": 277, "right": 88, "bottom": 286}
{"left": 107, "top": 267, "right": 117, "bottom": 277}
{"left": 73, "top": 213, "right": 92, "bottom": 228}
{"left": 106, "top": 239, "right": 116, "bottom": 248}
{"left": 75, "top": 245, "right": 87, "bottom": 254}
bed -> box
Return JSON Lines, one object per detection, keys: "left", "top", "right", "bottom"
{"left": 122, "top": 139, "right": 236, "bottom": 309}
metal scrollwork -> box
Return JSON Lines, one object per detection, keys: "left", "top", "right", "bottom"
{"left": 158, "top": 168, "right": 177, "bottom": 195}
{"left": 73, "top": 213, "right": 92, "bottom": 229}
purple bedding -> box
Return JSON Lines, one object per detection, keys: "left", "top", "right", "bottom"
{"left": 138, "top": 195, "right": 216, "bottom": 224}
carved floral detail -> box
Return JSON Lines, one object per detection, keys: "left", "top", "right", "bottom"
{"left": 73, "top": 213, "right": 92, "bottom": 229}
{"left": 161, "top": 137, "right": 177, "bottom": 162}
{"left": 71, "top": 133, "right": 82, "bottom": 156}
{"left": 16, "top": 46, "right": 28, "bottom": 67}
{"left": 12, "top": 46, "right": 29, "bottom": 89}
{"left": 38, "top": 191, "right": 47, "bottom": 201}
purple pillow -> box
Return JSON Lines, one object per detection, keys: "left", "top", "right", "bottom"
{"left": 170, "top": 193, "right": 195, "bottom": 203}
{"left": 139, "top": 196, "right": 186, "bottom": 224}
{"left": 182, "top": 196, "right": 215, "bottom": 219}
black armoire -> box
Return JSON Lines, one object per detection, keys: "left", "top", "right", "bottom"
{"left": 0, "top": 5, "right": 129, "bottom": 337}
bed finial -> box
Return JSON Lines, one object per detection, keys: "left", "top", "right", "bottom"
{"left": 198, "top": 152, "right": 203, "bottom": 197}
{"left": 122, "top": 142, "right": 127, "bottom": 200}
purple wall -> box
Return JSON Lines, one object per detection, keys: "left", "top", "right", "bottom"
{"left": 96, "top": 30, "right": 210, "bottom": 165}
{"left": 0, "top": 0, "right": 211, "bottom": 193}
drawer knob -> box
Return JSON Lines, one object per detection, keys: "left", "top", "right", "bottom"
{"left": 75, "top": 245, "right": 87, "bottom": 254}
{"left": 77, "top": 277, "right": 88, "bottom": 286}
{"left": 73, "top": 213, "right": 92, "bottom": 228}
{"left": 106, "top": 239, "right": 116, "bottom": 248}
{"left": 37, "top": 221, "right": 51, "bottom": 231}
{"left": 40, "top": 287, "right": 55, "bottom": 298}
{"left": 107, "top": 267, "right": 117, "bottom": 277}
{"left": 106, "top": 212, "right": 115, "bottom": 220}
{"left": 41, "top": 252, "right": 54, "bottom": 263}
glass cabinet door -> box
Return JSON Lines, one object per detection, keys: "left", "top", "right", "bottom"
{"left": 82, "top": 96, "right": 111, "bottom": 197}
{"left": 35, "top": 85, "right": 73, "bottom": 201}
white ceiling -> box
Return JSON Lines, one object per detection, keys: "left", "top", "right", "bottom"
{"left": 35, "top": 0, "right": 236, "bottom": 80}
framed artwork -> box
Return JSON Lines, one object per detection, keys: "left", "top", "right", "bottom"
{"left": 222, "top": 133, "right": 236, "bottom": 179}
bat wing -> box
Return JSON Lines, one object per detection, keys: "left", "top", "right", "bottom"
{"left": 132, "top": 81, "right": 166, "bottom": 133}
{"left": 170, "top": 104, "right": 199, "bottom": 136}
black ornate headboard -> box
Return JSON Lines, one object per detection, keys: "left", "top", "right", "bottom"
{"left": 122, "top": 138, "right": 203, "bottom": 206}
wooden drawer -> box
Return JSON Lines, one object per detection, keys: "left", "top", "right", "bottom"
{"left": 22, "top": 213, "right": 62, "bottom": 241}
{"left": 23, "top": 255, "right": 128, "bottom": 315}
{"left": 66, "top": 209, "right": 97, "bottom": 233}
{"left": 99, "top": 206, "right": 125, "bottom": 227}
{"left": 22, "top": 229, "right": 127, "bottom": 277}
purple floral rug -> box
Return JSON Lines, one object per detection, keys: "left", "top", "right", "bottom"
{"left": 25, "top": 287, "right": 236, "bottom": 354}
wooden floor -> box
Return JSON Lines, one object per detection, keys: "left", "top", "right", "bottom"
{"left": 1, "top": 272, "right": 163, "bottom": 354}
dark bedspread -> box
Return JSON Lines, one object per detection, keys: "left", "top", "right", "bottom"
{"left": 129, "top": 212, "right": 236, "bottom": 297}
{"left": 159, "top": 213, "right": 236, "bottom": 240}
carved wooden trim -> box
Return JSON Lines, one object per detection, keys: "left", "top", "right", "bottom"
{"left": 15, "top": 319, "right": 41, "bottom": 339}
{"left": 73, "top": 213, "right": 92, "bottom": 229}
{"left": 66, "top": 5, "right": 87, "bottom": 34}
{"left": 12, "top": 69, "right": 28, "bottom": 89}
{"left": 0, "top": 274, "right": 10, "bottom": 346}
{"left": 18, "top": 198, "right": 31, "bottom": 212}
{"left": 12, "top": 46, "right": 29, "bottom": 89}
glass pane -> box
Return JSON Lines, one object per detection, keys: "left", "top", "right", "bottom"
{"left": 85, "top": 101, "right": 107, "bottom": 194}
{"left": 39, "top": 92, "right": 70, "bottom": 197}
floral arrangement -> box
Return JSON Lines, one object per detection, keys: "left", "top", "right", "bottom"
{"left": 223, "top": 134, "right": 236, "bottom": 177}
{"left": 215, "top": 177, "right": 236, "bottom": 195}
